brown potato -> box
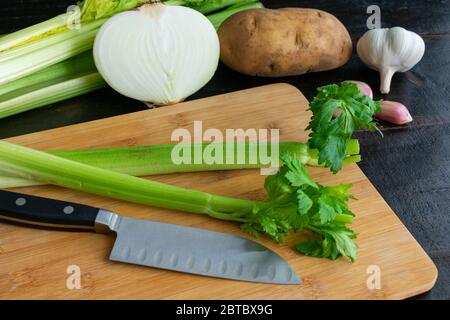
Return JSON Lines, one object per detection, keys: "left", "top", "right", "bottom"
{"left": 218, "top": 8, "right": 353, "bottom": 77}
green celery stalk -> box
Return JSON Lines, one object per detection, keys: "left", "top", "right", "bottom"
{"left": 0, "top": 140, "right": 259, "bottom": 220}
{"left": 0, "top": 140, "right": 360, "bottom": 189}
{"left": 0, "top": 15, "right": 69, "bottom": 52}
{"left": 0, "top": 176, "right": 37, "bottom": 189}
{"left": 0, "top": 19, "right": 104, "bottom": 85}
{"left": 0, "top": 51, "right": 106, "bottom": 119}
{"left": 0, "top": 51, "right": 99, "bottom": 96}
{"left": 0, "top": 25, "right": 81, "bottom": 63}
{"left": 0, "top": 73, "right": 105, "bottom": 119}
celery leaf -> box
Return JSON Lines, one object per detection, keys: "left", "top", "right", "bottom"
{"left": 79, "top": 0, "right": 148, "bottom": 22}
{"left": 242, "top": 153, "right": 359, "bottom": 261}
{"left": 307, "top": 82, "right": 382, "bottom": 173}
{"left": 297, "top": 225, "right": 358, "bottom": 262}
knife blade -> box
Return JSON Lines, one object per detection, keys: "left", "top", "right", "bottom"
{"left": 0, "top": 190, "right": 300, "bottom": 285}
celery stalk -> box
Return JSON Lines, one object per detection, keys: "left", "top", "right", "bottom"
{"left": 0, "top": 25, "right": 77, "bottom": 63}
{"left": 0, "top": 73, "right": 105, "bottom": 119}
{"left": 0, "top": 19, "right": 104, "bottom": 85}
{"left": 0, "top": 140, "right": 259, "bottom": 219}
{"left": 0, "top": 15, "right": 69, "bottom": 52}
{"left": 0, "top": 51, "right": 106, "bottom": 119}
{"left": 0, "top": 140, "right": 360, "bottom": 189}
{"left": 0, "top": 51, "right": 98, "bottom": 96}
{"left": 0, "top": 175, "right": 42, "bottom": 189}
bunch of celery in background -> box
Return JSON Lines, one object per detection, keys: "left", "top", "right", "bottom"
{"left": 0, "top": 0, "right": 263, "bottom": 120}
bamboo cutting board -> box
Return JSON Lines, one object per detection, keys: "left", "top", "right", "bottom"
{"left": 0, "top": 84, "right": 437, "bottom": 299}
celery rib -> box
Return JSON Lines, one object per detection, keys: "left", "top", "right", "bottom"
{"left": 0, "top": 141, "right": 360, "bottom": 189}
{"left": 0, "top": 51, "right": 105, "bottom": 119}
{"left": 0, "top": 51, "right": 97, "bottom": 96}
{"left": 0, "top": 141, "right": 259, "bottom": 218}
{"left": 0, "top": 14, "right": 69, "bottom": 52}
{"left": 0, "top": 73, "right": 106, "bottom": 119}
{"left": 0, "top": 20, "right": 104, "bottom": 85}
{"left": 0, "top": 21, "right": 74, "bottom": 63}
{"left": 0, "top": 176, "right": 42, "bottom": 189}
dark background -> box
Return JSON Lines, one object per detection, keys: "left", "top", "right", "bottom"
{"left": 0, "top": 0, "right": 449, "bottom": 299}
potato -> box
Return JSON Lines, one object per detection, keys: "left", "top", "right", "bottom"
{"left": 218, "top": 8, "right": 353, "bottom": 77}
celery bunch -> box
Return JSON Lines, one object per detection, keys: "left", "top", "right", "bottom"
{"left": 0, "top": 0, "right": 263, "bottom": 119}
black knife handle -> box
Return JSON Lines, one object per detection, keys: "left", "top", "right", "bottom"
{"left": 0, "top": 190, "right": 100, "bottom": 231}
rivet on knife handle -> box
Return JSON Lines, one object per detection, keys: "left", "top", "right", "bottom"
{"left": 0, "top": 189, "right": 99, "bottom": 231}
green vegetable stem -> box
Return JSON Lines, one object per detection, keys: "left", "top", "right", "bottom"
{"left": 0, "top": 140, "right": 360, "bottom": 189}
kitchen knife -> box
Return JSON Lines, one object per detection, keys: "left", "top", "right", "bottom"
{"left": 0, "top": 190, "right": 300, "bottom": 285}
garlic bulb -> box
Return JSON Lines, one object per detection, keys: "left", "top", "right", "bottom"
{"left": 93, "top": 4, "right": 220, "bottom": 105}
{"left": 357, "top": 27, "right": 425, "bottom": 94}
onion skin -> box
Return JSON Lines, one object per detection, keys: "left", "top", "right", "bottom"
{"left": 377, "top": 101, "right": 413, "bottom": 125}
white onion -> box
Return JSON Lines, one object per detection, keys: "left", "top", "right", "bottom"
{"left": 93, "top": 4, "right": 220, "bottom": 105}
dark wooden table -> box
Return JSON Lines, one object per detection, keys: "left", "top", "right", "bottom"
{"left": 0, "top": 0, "right": 448, "bottom": 300}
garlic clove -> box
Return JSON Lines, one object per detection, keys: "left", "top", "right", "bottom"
{"left": 334, "top": 84, "right": 412, "bottom": 125}
{"left": 333, "top": 81, "right": 373, "bottom": 118}
{"left": 345, "top": 80, "right": 373, "bottom": 99}
{"left": 376, "top": 101, "right": 413, "bottom": 125}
